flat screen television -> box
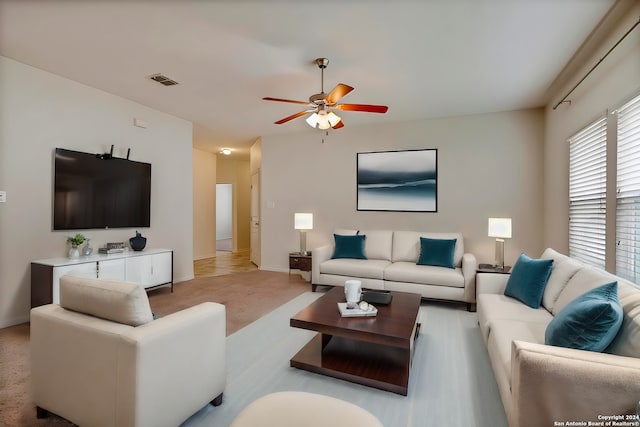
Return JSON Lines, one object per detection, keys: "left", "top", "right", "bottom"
{"left": 53, "top": 148, "right": 151, "bottom": 230}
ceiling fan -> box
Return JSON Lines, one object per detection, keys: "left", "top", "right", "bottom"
{"left": 263, "top": 58, "right": 388, "bottom": 130}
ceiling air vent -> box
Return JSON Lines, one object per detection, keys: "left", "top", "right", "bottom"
{"left": 148, "top": 73, "right": 179, "bottom": 86}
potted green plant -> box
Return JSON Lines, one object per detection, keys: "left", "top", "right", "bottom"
{"left": 67, "top": 233, "right": 86, "bottom": 258}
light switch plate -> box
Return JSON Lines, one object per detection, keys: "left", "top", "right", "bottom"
{"left": 0, "top": 191, "right": 6, "bottom": 203}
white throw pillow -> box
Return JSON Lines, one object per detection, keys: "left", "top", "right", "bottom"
{"left": 60, "top": 275, "right": 153, "bottom": 326}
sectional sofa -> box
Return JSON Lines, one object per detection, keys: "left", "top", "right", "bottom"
{"left": 312, "top": 229, "right": 477, "bottom": 310}
{"left": 477, "top": 248, "right": 640, "bottom": 427}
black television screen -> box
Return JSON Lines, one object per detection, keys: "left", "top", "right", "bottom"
{"left": 53, "top": 148, "right": 151, "bottom": 230}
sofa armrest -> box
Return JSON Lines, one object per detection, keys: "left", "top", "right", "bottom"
{"left": 476, "top": 273, "right": 510, "bottom": 295}
{"left": 312, "top": 244, "right": 333, "bottom": 284}
{"left": 511, "top": 340, "right": 640, "bottom": 427}
{"left": 117, "top": 302, "right": 226, "bottom": 427}
{"left": 461, "top": 253, "right": 477, "bottom": 303}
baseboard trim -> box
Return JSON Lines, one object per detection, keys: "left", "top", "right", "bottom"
{"left": 0, "top": 314, "right": 30, "bottom": 329}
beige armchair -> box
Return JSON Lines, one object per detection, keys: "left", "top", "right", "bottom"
{"left": 30, "top": 275, "right": 226, "bottom": 427}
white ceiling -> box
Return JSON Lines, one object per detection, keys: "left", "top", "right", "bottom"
{"left": 0, "top": 0, "right": 616, "bottom": 158}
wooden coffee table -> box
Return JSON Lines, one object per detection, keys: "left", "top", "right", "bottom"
{"left": 290, "top": 287, "right": 422, "bottom": 395}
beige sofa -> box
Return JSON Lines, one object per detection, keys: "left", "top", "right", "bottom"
{"left": 312, "top": 229, "right": 477, "bottom": 310}
{"left": 30, "top": 275, "right": 226, "bottom": 427}
{"left": 477, "top": 248, "right": 640, "bottom": 427}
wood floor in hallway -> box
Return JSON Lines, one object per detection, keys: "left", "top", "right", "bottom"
{"left": 194, "top": 249, "right": 258, "bottom": 277}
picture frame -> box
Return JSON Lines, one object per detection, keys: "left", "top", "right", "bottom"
{"left": 357, "top": 148, "right": 437, "bottom": 212}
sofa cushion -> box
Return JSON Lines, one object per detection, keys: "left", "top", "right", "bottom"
{"left": 542, "top": 256, "right": 583, "bottom": 312}
{"left": 416, "top": 237, "right": 456, "bottom": 268}
{"left": 545, "top": 282, "right": 623, "bottom": 352}
{"left": 384, "top": 262, "right": 464, "bottom": 287}
{"left": 607, "top": 280, "right": 640, "bottom": 357}
{"left": 332, "top": 234, "right": 367, "bottom": 259}
{"left": 540, "top": 247, "right": 571, "bottom": 265}
{"left": 477, "top": 293, "right": 554, "bottom": 342}
{"left": 504, "top": 253, "right": 554, "bottom": 308}
{"left": 392, "top": 231, "right": 463, "bottom": 266}
{"left": 552, "top": 267, "right": 615, "bottom": 315}
{"left": 488, "top": 319, "right": 548, "bottom": 387}
{"left": 359, "top": 230, "right": 393, "bottom": 261}
{"left": 59, "top": 275, "right": 153, "bottom": 326}
{"left": 320, "top": 258, "right": 390, "bottom": 280}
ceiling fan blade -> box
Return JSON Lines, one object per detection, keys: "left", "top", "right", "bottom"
{"left": 335, "top": 103, "right": 389, "bottom": 113}
{"left": 332, "top": 120, "right": 345, "bottom": 130}
{"left": 324, "top": 84, "right": 354, "bottom": 104}
{"left": 274, "top": 110, "right": 314, "bottom": 125}
{"left": 263, "top": 97, "right": 310, "bottom": 105}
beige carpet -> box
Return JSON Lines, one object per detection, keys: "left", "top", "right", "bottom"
{"left": 0, "top": 270, "right": 310, "bottom": 427}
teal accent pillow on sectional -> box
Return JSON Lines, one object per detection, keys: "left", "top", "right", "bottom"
{"left": 545, "top": 282, "right": 623, "bottom": 352}
{"left": 504, "top": 253, "right": 553, "bottom": 308}
{"left": 417, "top": 237, "right": 457, "bottom": 269}
{"left": 332, "top": 234, "right": 367, "bottom": 259}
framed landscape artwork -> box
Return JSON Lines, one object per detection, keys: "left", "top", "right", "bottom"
{"left": 357, "top": 149, "right": 438, "bottom": 212}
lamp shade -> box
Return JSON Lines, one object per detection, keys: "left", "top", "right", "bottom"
{"left": 488, "top": 218, "right": 512, "bottom": 238}
{"left": 294, "top": 213, "right": 313, "bottom": 230}
{"left": 305, "top": 113, "right": 319, "bottom": 128}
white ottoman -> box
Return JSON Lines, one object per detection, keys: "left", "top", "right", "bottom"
{"left": 230, "top": 391, "right": 383, "bottom": 427}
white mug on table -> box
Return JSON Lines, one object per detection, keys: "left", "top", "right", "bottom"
{"left": 344, "top": 280, "right": 362, "bottom": 309}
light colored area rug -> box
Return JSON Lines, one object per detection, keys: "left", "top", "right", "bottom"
{"left": 182, "top": 292, "right": 508, "bottom": 427}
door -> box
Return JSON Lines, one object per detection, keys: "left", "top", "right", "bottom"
{"left": 250, "top": 171, "right": 261, "bottom": 267}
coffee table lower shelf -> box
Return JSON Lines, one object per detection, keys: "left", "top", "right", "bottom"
{"left": 290, "top": 333, "right": 411, "bottom": 395}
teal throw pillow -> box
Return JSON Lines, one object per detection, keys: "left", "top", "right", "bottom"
{"left": 332, "top": 234, "right": 367, "bottom": 259}
{"left": 417, "top": 238, "right": 457, "bottom": 269}
{"left": 504, "top": 253, "right": 553, "bottom": 308}
{"left": 545, "top": 282, "right": 623, "bottom": 352}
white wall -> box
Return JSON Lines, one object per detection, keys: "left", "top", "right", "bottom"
{"left": 193, "top": 148, "right": 216, "bottom": 260}
{"left": 260, "top": 108, "right": 545, "bottom": 272}
{"left": 543, "top": 4, "right": 640, "bottom": 254}
{"left": 216, "top": 183, "right": 233, "bottom": 240}
{"left": 0, "top": 56, "right": 194, "bottom": 327}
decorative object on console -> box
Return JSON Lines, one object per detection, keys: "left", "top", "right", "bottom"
{"left": 294, "top": 213, "right": 313, "bottom": 255}
{"left": 98, "top": 242, "right": 126, "bottom": 254}
{"left": 357, "top": 149, "right": 437, "bottom": 212}
{"left": 81, "top": 239, "right": 93, "bottom": 256}
{"left": 488, "top": 217, "right": 512, "bottom": 270}
{"left": 504, "top": 253, "right": 553, "bottom": 308}
{"left": 66, "top": 233, "right": 86, "bottom": 259}
{"left": 129, "top": 231, "right": 147, "bottom": 251}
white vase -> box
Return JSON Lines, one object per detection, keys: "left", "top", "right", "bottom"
{"left": 68, "top": 245, "right": 80, "bottom": 259}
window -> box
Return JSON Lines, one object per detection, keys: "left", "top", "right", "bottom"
{"left": 568, "top": 92, "right": 640, "bottom": 285}
{"left": 616, "top": 94, "right": 640, "bottom": 283}
{"left": 568, "top": 118, "right": 607, "bottom": 269}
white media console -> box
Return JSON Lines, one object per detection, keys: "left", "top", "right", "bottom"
{"left": 31, "top": 248, "right": 173, "bottom": 307}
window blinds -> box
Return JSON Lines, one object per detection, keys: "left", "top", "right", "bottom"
{"left": 616, "top": 94, "right": 640, "bottom": 284}
{"left": 569, "top": 117, "right": 607, "bottom": 269}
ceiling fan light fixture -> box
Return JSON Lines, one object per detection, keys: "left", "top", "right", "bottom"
{"left": 305, "top": 113, "right": 319, "bottom": 128}
{"left": 327, "top": 111, "right": 341, "bottom": 127}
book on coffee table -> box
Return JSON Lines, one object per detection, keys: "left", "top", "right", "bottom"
{"left": 337, "top": 302, "right": 378, "bottom": 317}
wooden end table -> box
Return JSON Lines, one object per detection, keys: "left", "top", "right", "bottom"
{"left": 290, "top": 287, "right": 422, "bottom": 395}
{"left": 289, "top": 252, "right": 312, "bottom": 276}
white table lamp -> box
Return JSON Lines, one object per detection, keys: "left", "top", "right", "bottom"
{"left": 294, "top": 213, "right": 313, "bottom": 255}
{"left": 488, "top": 218, "right": 512, "bottom": 270}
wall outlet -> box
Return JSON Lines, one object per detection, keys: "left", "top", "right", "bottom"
{"left": 0, "top": 191, "right": 6, "bottom": 203}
